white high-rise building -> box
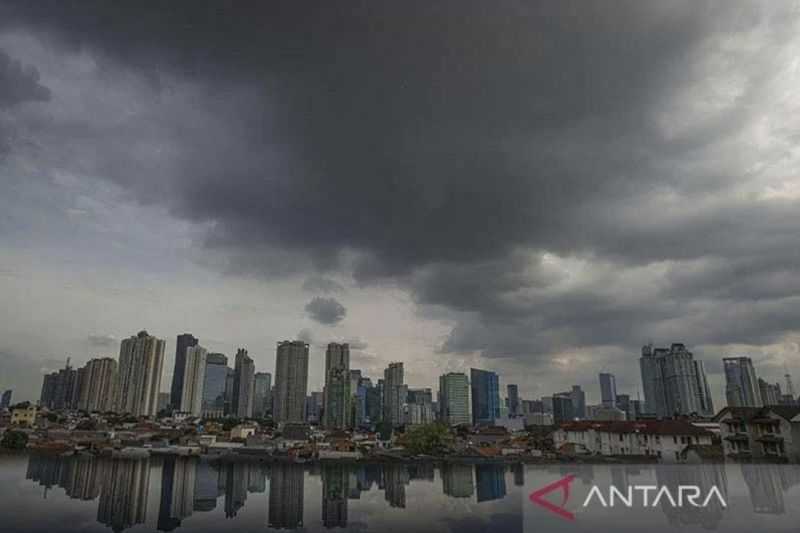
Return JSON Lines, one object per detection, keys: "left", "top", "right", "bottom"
{"left": 180, "top": 345, "right": 207, "bottom": 416}
{"left": 115, "top": 330, "right": 166, "bottom": 417}
{"left": 383, "top": 362, "right": 406, "bottom": 428}
{"left": 78, "top": 357, "right": 118, "bottom": 413}
{"left": 640, "top": 343, "right": 714, "bottom": 418}
{"left": 233, "top": 348, "right": 255, "bottom": 419}
{"left": 273, "top": 341, "right": 309, "bottom": 424}
{"left": 323, "top": 343, "right": 351, "bottom": 429}
{"left": 438, "top": 373, "right": 471, "bottom": 426}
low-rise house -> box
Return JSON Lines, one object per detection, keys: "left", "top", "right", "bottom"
{"left": 11, "top": 403, "right": 37, "bottom": 427}
{"left": 715, "top": 406, "right": 800, "bottom": 462}
{"left": 552, "top": 420, "right": 715, "bottom": 462}
{"left": 230, "top": 425, "right": 257, "bottom": 440}
{"left": 469, "top": 426, "right": 510, "bottom": 447}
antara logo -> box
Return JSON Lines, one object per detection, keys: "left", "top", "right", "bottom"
{"left": 530, "top": 475, "right": 727, "bottom": 522}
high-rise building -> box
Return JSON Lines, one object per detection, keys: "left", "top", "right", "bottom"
{"left": 77, "top": 357, "right": 118, "bottom": 413}
{"left": 552, "top": 392, "right": 574, "bottom": 423}
{"left": 305, "top": 391, "right": 323, "bottom": 424}
{"left": 406, "top": 388, "right": 435, "bottom": 425}
{"left": 785, "top": 368, "right": 796, "bottom": 398}
{"left": 470, "top": 368, "right": 500, "bottom": 426}
{"left": 170, "top": 334, "right": 199, "bottom": 410}
{"left": 324, "top": 343, "right": 351, "bottom": 429}
{"left": 253, "top": 372, "right": 272, "bottom": 418}
{"left": 758, "top": 378, "right": 782, "bottom": 406}
{"left": 0, "top": 389, "right": 12, "bottom": 409}
{"left": 570, "top": 385, "right": 587, "bottom": 419}
{"left": 180, "top": 345, "right": 207, "bottom": 417}
{"left": 724, "top": 357, "right": 762, "bottom": 408}
{"left": 202, "top": 353, "right": 228, "bottom": 419}
{"left": 599, "top": 373, "right": 617, "bottom": 407}
{"left": 350, "top": 370, "right": 369, "bottom": 428}
{"left": 232, "top": 349, "right": 255, "bottom": 419}
{"left": 694, "top": 360, "right": 715, "bottom": 415}
{"left": 39, "top": 359, "right": 81, "bottom": 411}
{"left": 273, "top": 341, "right": 309, "bottom": 424}
{"left": 640, "top": 343, "right": 714, "bottom": 417}
{"left": 115, "top": 330, "right": 166, "bottom": 417}
{"left": 506, "top": 384, "right": 520, "bottom": 417}
{"left": 438, "top": 373, "right": 471, "bottom": 426}
{"left": 366, "top": 381, "right": 382, "bottom": 426}
{"left": 383, "top": 362, "right": 406, "bottom": 428}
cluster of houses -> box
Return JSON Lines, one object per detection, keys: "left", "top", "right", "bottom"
{"left": 3, "top": 401, "right": 800, "bottom": 464}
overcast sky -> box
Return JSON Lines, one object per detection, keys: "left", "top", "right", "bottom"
{"left": 1, "top": 2, "right": 799, "bottom": 406}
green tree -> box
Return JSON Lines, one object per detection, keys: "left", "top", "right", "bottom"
{"left": 400, "top": 423, "right": 453, "bottom": 455}
{"left": 1, "top": 430, "right": 29, "bottom": 450}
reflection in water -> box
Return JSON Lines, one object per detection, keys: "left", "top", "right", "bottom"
{"left": 741, "top": 463, "right": 800, "bottom": 515}
{"left": 17, "top": 454, "right": 800, "bottom": 532}
{"left": 97, "top": 458, "right": 150, "bottom": 532}
{"left": 475, "top": 464, "right": 506, "bottom": 502}
{"left": 269, "top": 463, "right": 304, "bottom": 529}
{"left": 654, "top": 465, "right": 727, "bottom": 529}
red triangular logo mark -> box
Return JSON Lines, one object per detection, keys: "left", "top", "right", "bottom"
{"left": 529, "top": 474, "right": 576, "bottom": 521}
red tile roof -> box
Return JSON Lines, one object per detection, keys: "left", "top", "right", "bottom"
{"left": 558, "top": 419, "right": 712, "bottom": 436}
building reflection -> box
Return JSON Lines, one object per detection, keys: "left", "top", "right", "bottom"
{"left": 321, "top": 463, "right": 349, "bottom": 528}
{"left": 268, "top": 463, "right": 304, "bottom": 529}
{"left": 26, "top": 455, "right": 800, "bottom": 533}
{"left": 741, "top": 463, "right": 800, "bottom": 515}
{"left": 475, "top": 464, "right": 506, "bottom": 502}
{"left": 383, "top": 464, "right": 409, "bottom": 508}
{"left": 441, "top": 464, "right": 474, "bottom": 498}
{"left": 157, "top": 456, "right": 196, "bottom": 531}
{"left": 653, "top": 465, "right": 727, "bottom": 530}
{"left": 97, "top": 458, "right": 151, "bottom": 532}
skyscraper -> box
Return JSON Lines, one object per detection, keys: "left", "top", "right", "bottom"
{"left": 324, "top": 343, "right": 351, "bottom": 429}
{"left": 438, "top": 372, "right": 471, "bottom": 426}
{"left": 115, "top": 330, "right": 166, "bottom": 417}
{"left": 599, "top": 373, "right": 617, "bottom": 407}
{"left": 273, "top": 341, "right": 309, "bottom": 424}
{"left": 40, "top": 359, "right": 80, "bottom": 411}
{"left": 470, "top": 368, "right": 500, "bottom": 426}
{"left": 506, "top": 384, "right": 520, "bottom": 417}
{"left": 758, "top": 378, "right": 782, "bottom": 406}
{"left": 640, "top": 343, "right": 714, "bottom": 417}
{"left": 180, "top": 345, "right": 207, "bottom": 417}
{"left": 570, "top": 385, "right": 587, "bottom": 419}
{"left": 0, "top": 389, "right": 12, "bottom": 409}
{"left": 406, "top": 388, "right": 435, "bottom": 425}
{"left": 232, "top": 349, "right": 255, "bottom": 419}
{"left": 201, "top": 353, "right": 228, "bottom": 418}
{"left": 77, "top": 357, "right": 118, "bottom": 413}
{"left": 253, "top": 372, "right": 272, "bottom": 418}
{"left": 724, "top": 357, "right": 762, "bottom": 407}
{"left": 170, "top": 334, "right": 199, "bottom": 410}
{"left": 552, "top": 392, "right": 574, "bottom": 423}
{"left": 383, "top": 362, "right": 406, "bottom": 428}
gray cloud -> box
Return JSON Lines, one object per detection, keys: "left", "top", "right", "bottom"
{"left": 0, "top": 48, "right": 50, "bottom": 109}
{"left": 305, "top": 297, "right": 347, "bottom": 326}
{"left": 2, "top": 1, "right": 800, "bottom": 378}
{"left": 302, "top": 275, "right": 344, "bottom": 294}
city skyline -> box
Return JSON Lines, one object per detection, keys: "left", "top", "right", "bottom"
{"left": 3, "top": 3, "right": 800, "bottom": 412}
{"left": 22, "top": 329, "right": 800, "bottom": 421}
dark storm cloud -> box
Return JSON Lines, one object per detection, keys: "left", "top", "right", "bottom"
{"left": 305, "top": 296, "right": 347, "bottom": 326}
{"left": 0, "top": 48, "right": 50, "bottom": 109}
{"left": 3, "top": 1, "right": 800, "bottom": 363}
